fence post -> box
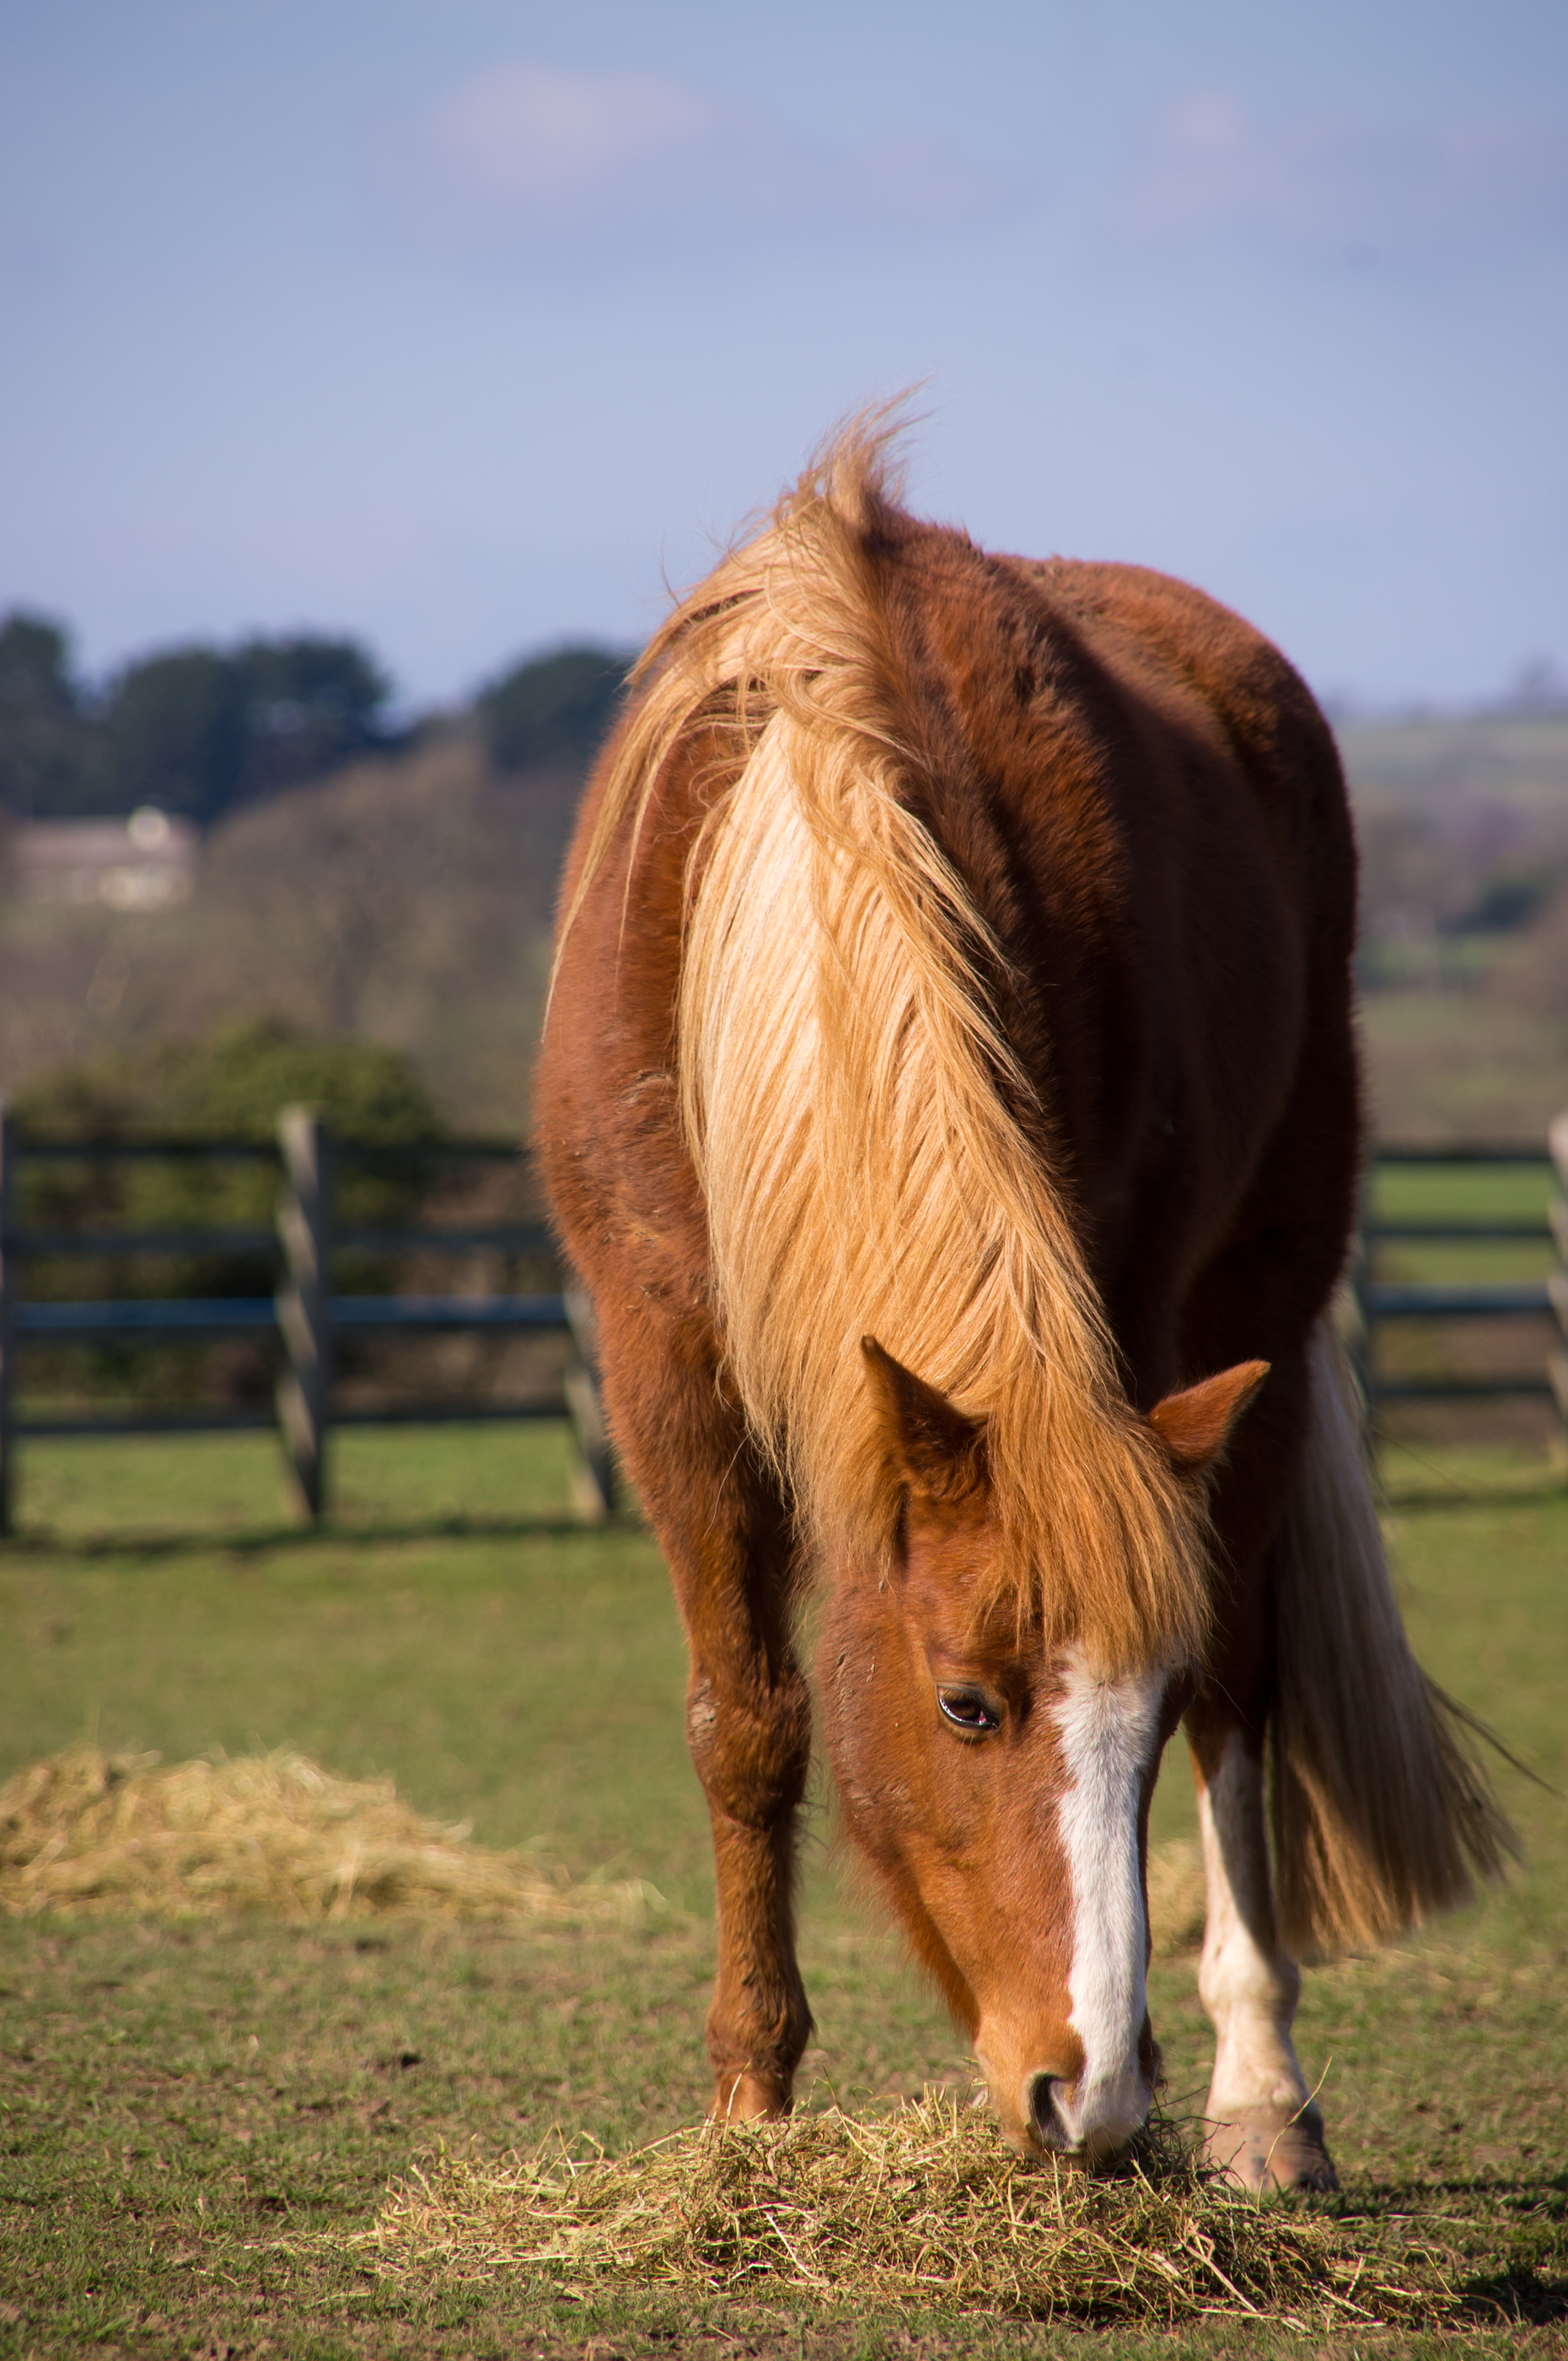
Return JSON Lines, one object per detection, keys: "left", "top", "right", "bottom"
{"left": 276, "top": 1106, "right": 333, "bottom": 1521}
{"left": 1549, "top": 1109, "right": 1568, "bottom": 1466}
{"left": 0, "top": 1106, "right": 13, "bottom": 1539}
{"left": 563, "top": 1288, "right": 616, "bottom": 1519}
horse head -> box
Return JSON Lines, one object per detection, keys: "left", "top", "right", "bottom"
{"left": 818, "top": 1340, "right": 1267, "bottom": 2165}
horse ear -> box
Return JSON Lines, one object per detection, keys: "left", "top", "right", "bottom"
{"left": 1147, "top": 1360, "right": 1270, "bottom": 1472}
{"left": 862, "top": 1337, "right": 988, "bottom": 1503}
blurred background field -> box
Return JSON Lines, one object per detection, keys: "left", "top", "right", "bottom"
{"left": 1345, "top": 707, "right": 1568, "bottom": 1146}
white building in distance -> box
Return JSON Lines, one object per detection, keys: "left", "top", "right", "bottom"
{"left": 12, "top": 808, "right": 200, "bottom": 911}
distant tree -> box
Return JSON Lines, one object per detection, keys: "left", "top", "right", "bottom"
{"left": 477, "top": 643, "right": 632, "bottom": 773}
{"left": 1446, "top": 861, "right": 1562, "bottom": 936}
{"left": 233, "top": 636, "right": 393, "bottom": 800}
{"left": 0, "top": 610, "right": 89, "bottom": 815}
{"left": 0, "top": 625, "right": 396, "bottom": 824}
{"left": 1504, "top": 656, "right": 1568, "bottom": 715}
{"left": 94, "top": 646, "right": 250, "bottom": 822}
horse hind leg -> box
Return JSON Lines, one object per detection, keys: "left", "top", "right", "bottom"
{"left": 1188, "top": 1719, "right": 1340, "bottom": 2193}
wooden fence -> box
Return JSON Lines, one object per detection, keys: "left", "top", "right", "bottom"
{"left": 1350, "top": 1116, "right": 1568, "bottom": 1434}
{"left": 0, "top": 1107, "right": 615, "bottom": 1535}
{"left": 1, "top": 1109, "right": 1565, "bottom": 1536}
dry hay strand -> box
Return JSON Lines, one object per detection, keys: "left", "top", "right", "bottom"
{"left": 362, "top": 2095, "right": 1457, "bottom": 2330}
{"left": 0, "top": 1747, "right": 658, "bottom": 1925}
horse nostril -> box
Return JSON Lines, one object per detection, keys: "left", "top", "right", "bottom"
{"left": 1029, "top": 2073, "right": 1071, "bottom": 2151}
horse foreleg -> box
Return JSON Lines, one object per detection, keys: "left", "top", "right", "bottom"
{"left": 683, "top": 1578, "right": 815, "bottom": 2122}
{"left": 650, "top": 1533, "right": 816, "bottom": 2122}
{"left": 591, "top": 1285, "right": 814, "bottom": 2122}
{"left": 1187, "top": 1717, "right": 1338, "bottom": 2192}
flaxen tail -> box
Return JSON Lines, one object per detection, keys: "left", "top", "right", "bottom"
{"left": 1269, "top": 1318, "right": 1517, "bottom": 1955}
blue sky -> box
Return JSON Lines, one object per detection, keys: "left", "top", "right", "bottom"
{"left": 2, "top": 1, "right": 1565, "bottom": 712}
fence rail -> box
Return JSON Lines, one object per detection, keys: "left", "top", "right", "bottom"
{"left": 1351, "top": 1113, "right": 1568, "bottom": 1425}
{"left": 1, "top": 1107, "right": 1565, "bottom": 1535}
{"left": 0, "top": 1105, "right": 616, "bottom": 1534}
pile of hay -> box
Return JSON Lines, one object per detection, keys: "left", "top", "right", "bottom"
{"left": 0, "top": 1747, "right": 656, "bottom": 1924}
{"left": 363, "top": 2096, "right": 1455, "bottom": 2329}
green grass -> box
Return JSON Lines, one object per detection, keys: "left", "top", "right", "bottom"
{"left": 8, "top": 1423, "right": 583, "bottom": 1548}
{"left": 1370, "top": 1163, "right": 1557, "bottom": 1222}
{"left": 3, "top": 1428, "right": 709, "bottom": 1901}
{"left": 2, "top": 1428, "right": 1566, "bottom": 2356}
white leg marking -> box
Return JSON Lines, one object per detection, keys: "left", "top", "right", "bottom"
{"left": 1197, "top": 1729, "right": 1308, "bottom": 2119}
{"left": 1053, "top": 1654, "right": 1165, "bottom": 2153}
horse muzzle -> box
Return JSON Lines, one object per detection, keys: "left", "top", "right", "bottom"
{"left": 1023, "top": 2067, "right": 1151, "bottom": 2166}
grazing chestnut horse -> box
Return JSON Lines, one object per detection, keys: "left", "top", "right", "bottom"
{"left": 536, "top": 425, "right": 1510, "bottom": 2190}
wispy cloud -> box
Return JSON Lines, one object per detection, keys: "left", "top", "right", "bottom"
{"left": 373, "top": 58, "right": 1018, "bottom": 267}
{"left": 1125, "top": 89, "right": 1568, "bottom": 257}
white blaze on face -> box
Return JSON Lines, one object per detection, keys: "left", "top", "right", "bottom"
{"left": 1050, "top": 1654, "right": 1166, "bottom": 2154}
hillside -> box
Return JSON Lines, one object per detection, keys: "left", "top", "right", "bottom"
{"left": 1339, "top": 710, "right": 1568, "bottom": 1140}
{"left": 0, "top": 730, "right": 583, "bottom": 1133}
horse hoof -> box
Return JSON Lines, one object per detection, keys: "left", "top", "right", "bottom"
{"left": 710, "top": 2071, "right": 790, "bottom": 2123}
{"left": 1204, "top": 2102, "right": 1340, "bottom": 2193}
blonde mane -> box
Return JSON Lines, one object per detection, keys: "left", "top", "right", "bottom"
{"left": 559, "top": 423, "right": 1211, "bottom": 1671}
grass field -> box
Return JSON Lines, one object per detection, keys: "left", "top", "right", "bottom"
{"left": 2, "top": 1424, "right": 1565, "bottom": 2358}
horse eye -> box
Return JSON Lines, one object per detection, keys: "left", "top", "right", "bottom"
{"left": 937, "top": 1686, "right": 1002, "bottom": 1735}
